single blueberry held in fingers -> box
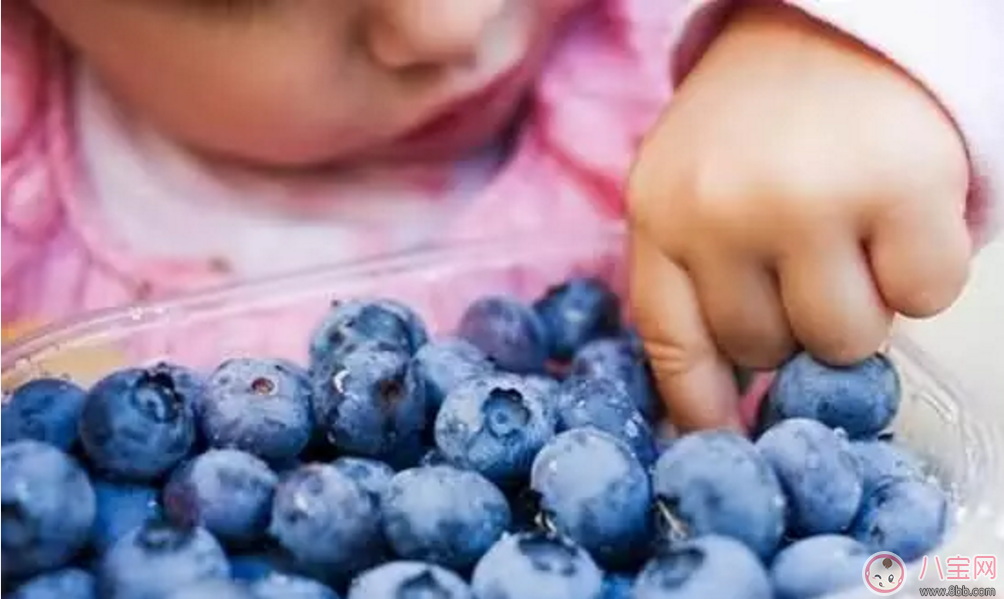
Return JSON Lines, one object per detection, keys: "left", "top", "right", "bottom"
{"left": 850, "top": 478, "right": 948, "bottom": 562}
{"left": 163, "top": 449, "right": 278, "bottom": 547}
{"left": 434, "top": 373, "right": 555, "bottom": 486}
{"left": 79, "top": 365, "right": 199, "bottom": 481}
{"left": 651, "top": 430, "right": 786, "bottom": 560}
{"left": 167, "top": 580, "right": 253, "bottom": 599}
{"left": 91, "top": 480, "right": 162, "bottom": 554}
{"left": 770, "top": 535, "right": 872, "bottom": 599}
{"left": 850, "top": 440, "right": 925, "bottom": 495}
{"left": 348, "top": 561, "right": 472, "bottom": 599}
{"left": 530, "top": 429, "right": 652, "bottom": 569}
{"left": 470, "top": 532, "right": 604, "bottom": 599}
{"left": 569, "top": 338, "right": 658, "bottom": 421}
{"left": 2, "top": 378, "right": 87, "bottom": 450}
{"left": 309, "top": 300, "right": 425, "bottom": 365}
{"left": 554, "top": 377, "right": 657, "bottom": 466}
{"left": 99, "top": 520, "right": 229, "bottom": 599}
{"left": 457, "top": 295, "right": 549, "bottom": 374}
{"left": 9, "top": 568, "right": 96, "bottom": 599}
{"left": 533, "top": 277, "right": 621, "bottom": 361}
{"left": 269, "top": 464, "right": 382, "bottom": 579}
{"left": 412, "top": 338, "right": 495, "bottom": 414}
{"left": 2, "top": 441, "right": 96, "bottom": 578}
{"left": 311, "top": 345, "right": 426, "bottom": 467}
{"left": 329, "top": 457, "right": 395, "bottom": 502}
{"left": 381, "top": 465, "right": 511, "bottom": 570}
{"left": 762, "top": 352, "right": 901, "bottom": 439}
{"left": 200, "top": 359, "right": 313, "bottom": 462}
{"left": 634, "top": 535, "right": 771, "bottom": 599}
{"left": 250, "top": 573, "right": 341, "bottom": 599}
{"left": 756, "top": 418, "right": 864, "bottom": 536}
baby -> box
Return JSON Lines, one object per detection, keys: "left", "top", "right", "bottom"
{"left": 3, "top": 0, "right": 1002, "bottom": 431}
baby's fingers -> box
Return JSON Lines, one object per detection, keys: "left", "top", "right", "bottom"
{"left": 629, "top": 233, "right": 742, "bottom": 432}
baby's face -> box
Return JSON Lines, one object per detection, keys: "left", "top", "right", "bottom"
{"left": 32, "top": 0, "right": 585, "bottom": 170}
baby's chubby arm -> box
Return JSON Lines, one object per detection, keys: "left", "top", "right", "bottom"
{"left": 628, "top": 1, "right": 1004, "bottom": 431}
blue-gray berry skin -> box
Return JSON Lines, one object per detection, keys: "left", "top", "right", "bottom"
{"left": 8, "top": 568, "right": 96, "bottom": 599}
{"left": 533, "top": 277, "right": 621, "bottom": 361}
{"left": 98, "top": 520, "right": 230, "bottom": 599}
{"left": 311, "top": 345, "right": 427, "bottom": 468}
{"left": 228, "top": 550, "right": 297, "bottom": 583}
{"left": 268, "top": 464, "right": 383, "bottom": 580}
{"left": 250, "top": 573, "right": 341, "bottom": 599}
{"left": 554, "top": 376, "right": 657, "bottom": 466}
{"left": 770, "top": 535, "right": 871, "bottom": 599}
{"left": 2, "top": 440, "right": 96, "bottom": 578}
{"left": 79, "top": 365, "right": 200, "bottom": 481}
{"left": 2, "top": 378, "right": 88, "bottom": 450}
{"left": 762, "top": 353, "right": 901, "bottom": 439}
{"left": 530, "top": 428, "right": 653, "bottom": 569}
{"left": 348, "top": 561, "right": 471, "bottom": 599}
{"left": 633, "top": 535, "right": 771, "bottom": 599}
{"left": 412, "top": 338, "right": 494, "bottom": 414}
{"left": 380, "top": 465, "right": 511, "bottom": 570}
{"left": 163, "top": 449, "right": 278, "bottom": 547}
{"left": 457, "top": 295, "right": 550, "bottom": 374}
{"left": 91, "top": 480, "right": 162, "bottom": 554}
{"left": 329, "top": 457, "right": 395, "bottom": 502}
{"left": 756, "top": 418, "right": 864, "bottom": 536}
{"left": 850, "top": 440, "right": 925, "bottom": 495}
{"left": 851, "top": 478, "right": 948, "bottom": 562}
{"left": 600, "top": 574, "right": 634, "bottom": 599}
{"left": 470, "top": 532, "right": 604, "bottom": 599}
{"left": 569, "top": 338, "right": 658, "bottom": 421}
{"left": 434, "top": 373, "right": 555, "bottom": 487}
{"left": 652, "top": 430, "right": 786, "bottom": 560}
{"left": 199, "top": 359, "right": 313, "bottom": 463}
{"left": 308, "top": 300, "right": 427, "bottom": 365}
{"left": 166, "top": 580, "right": 253, "bottom": 599}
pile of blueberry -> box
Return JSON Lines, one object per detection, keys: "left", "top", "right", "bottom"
{"left": 2, "top": 278, "right": 949, "bottom": 599}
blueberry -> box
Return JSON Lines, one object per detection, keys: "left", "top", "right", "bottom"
{"left": 229, "top": 550, "right": 296, "bottom": 583}
{"left": 457, "top": 295, "right": 549, "bottom": 374}
{"left": 850, "top": 479, "right": 947, "bottom": 562}
{"left": 99, "top": 520, "right": 229, "bottom": 599}
{"left": 569, "top": 338, "right": 658, "bottom": 421}
{"left": 418, "top": 447, "right": 449, "bottom": 466}
{"left": 250, "top": 573, "right": 340, "bottom": 599}
{"left": 2, "top": 441, "right": 96, "bottom": 578}
{"left": 269, "top": 464, "right": 382, "bottom": 579}
{"left": 770, "top": 535, "right": 871, "bottom": 599}
{"left": 554, "top": 377, "right": 657, "bottom": 466}
{"left": 200, "top": 359, "right": 313, "bottom": 462}
{"left": 381, "top": 465, "right": 511, "bottom": 570}
{"left": 530, "top": 429, "right": 652, "bottom": 568}
{"left": 329, "top": 457, "right": 395, "bottom": 502}
{"left": 533, "top": 278, "right": 621, "bottom": 361}
{"left": 166, "top": 580, "right": 252, "bottom": 599}
{"left": 348, "top": 561, "right": 472, "bottom": 599}
{"left": 634, "top": 535, "right": 771, "bottom": 599}
{"left": 2, "top": 378, "right": 87, "bottom": 450}
{"left": 91, "top": 480, "right": 162, "bottom": 554}
{"left": 600, "top": 574, "right": 634, "bottom": 599}
{"left": 309, "top": 300, "right": 425, "bottom": 365}
{"left": 8, "top": 569, "right": 96, "bottom": 599}
{"left": 434, "top": 373, "right": 555, "bottom": 486}
{"left": 763, "top": 353, "right": 901, "bottom": 439}
{"left": 471, "top": 532, "right": 603, "bottom": 599}
{"left": 163, "top": 449, "right": 278, "bottom": 547}
{"left": 651, "top": 431, "right": 786, "bottom": 560}
{"left": 412, "top": 338, "right": 494, "bottom": 414}
{"left": 756, "top": 418, "right": 864, "bottom": 535}
{"left": 79, "top": 365, "right": 199, "bottom": 481}
{"left": 850, "top": 440, "right": 925, "bottom": 495}
{"left": 311, "top": 346, "right": 426, "bottom": 466}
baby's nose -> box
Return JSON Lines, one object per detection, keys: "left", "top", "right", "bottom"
{"left": 366, "top": 0, "right": 506, "bottom": 69}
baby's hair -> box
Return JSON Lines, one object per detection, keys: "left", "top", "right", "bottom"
{"left": 883, "top": 558, "right": 894, "bottom": 569}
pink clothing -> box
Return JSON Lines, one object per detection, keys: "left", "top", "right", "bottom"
{"left": 3, "top": 0, "right": 1003, "bottom": 336}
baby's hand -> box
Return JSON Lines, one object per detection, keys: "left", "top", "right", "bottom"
{"left": 628, "top": 3, "right": 971, "bottom": 431}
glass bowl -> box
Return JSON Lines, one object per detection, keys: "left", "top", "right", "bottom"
{"left": 2, "top": 226, "right": 1001, "bottom": 597}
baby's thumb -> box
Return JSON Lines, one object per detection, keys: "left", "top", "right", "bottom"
{"left": 629, "top": 233, "right": 743, "bottom": 432}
